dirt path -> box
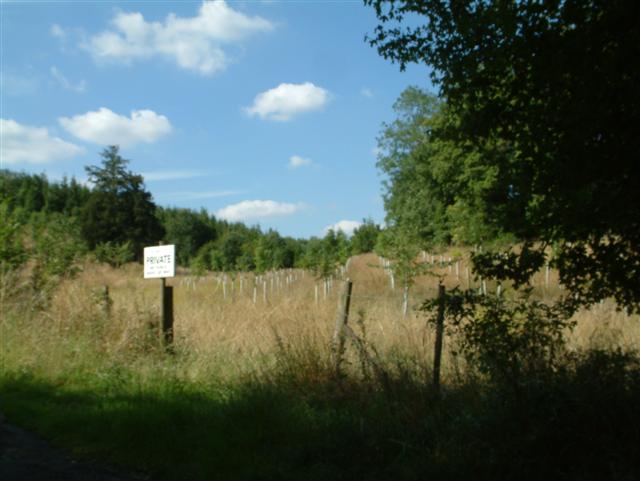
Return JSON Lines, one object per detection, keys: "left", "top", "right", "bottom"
{"left": 0, "top": 416, "right": 148, "bottom": 481}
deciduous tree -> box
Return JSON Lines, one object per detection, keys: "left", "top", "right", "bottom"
{"left": 367, "top": 0, "right": 640, "bottom": 311}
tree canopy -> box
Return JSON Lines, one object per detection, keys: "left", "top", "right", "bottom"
{"left": 366, "top": 0, "right": 640, "bottom": 311}
{"left": 81, "top": 146, "right": 164, "bottom": 259}
{"left": 376, "top": 87, "right": 510, "bottom": 248}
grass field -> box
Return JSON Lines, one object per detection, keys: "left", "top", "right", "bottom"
{"left": 2, "top": 253, "right": 639, "bottom": 480}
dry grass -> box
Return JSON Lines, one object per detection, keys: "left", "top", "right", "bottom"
{"left": 4, "top": 251, "right": 634, "bottom": 382}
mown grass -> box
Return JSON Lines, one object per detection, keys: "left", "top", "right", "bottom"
{"left": 2, "top": 255, "right": 640, "bottom": 480}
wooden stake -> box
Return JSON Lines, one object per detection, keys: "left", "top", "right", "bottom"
{"left": 332, "top": 279, "right": 353, "bottom": 376}
{"left": 161, "top": 278, "right": 174, "bottom": 348}
{"left": 433, "top": 284, "right": 445, "bottom": 391}
{"left": 102, "top": 285, "right": 111, "bottom": 318}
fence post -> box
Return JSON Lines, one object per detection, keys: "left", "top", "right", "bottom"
{"left": 161, "top": 278, "right": 174, "bottom": 349}
{"left": 332, "top": 279, "right": 353, "bottom": 376}
{"left": 102, "top": 285, "right": 112, "bottom": 318}
{"left": 433, "top": 284, "right": 446, "bottom": 391}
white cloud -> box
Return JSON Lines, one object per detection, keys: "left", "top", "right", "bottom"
{"left": 59, "top": 108, "right": 172, "bottom": 147}
{"left": 84, "top": 1, "right": 274, "bottom": 75}
{"left": 245, "top": 82, "right": 329, "bottom": 121}
{"left": 361, "top": 87, "right": 374, "bottom": 98}
{"left": 324, "top": 220, "right": 363, "bottom": 237}
{"left": 216, "top": 200, "right": 304, "bottom": 221}
{"left": 50, "top": 24, "right": 66, "bottom": 39}
{"left": 0, "top": 119, "right": 85, "bottom": 165}
{"left": 288, "top": 155, "right": 312, "bottom": 169}
{"left": 50, "top": 66, "right": 86, "bottom": 93}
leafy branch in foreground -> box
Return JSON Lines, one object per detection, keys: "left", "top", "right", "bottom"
{"left": 367, "top": 0, "right": 640, "bottom": 313}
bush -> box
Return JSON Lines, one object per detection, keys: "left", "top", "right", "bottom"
{"left": 93, "top": 241, "right": 134, "bottom": 267}
{"left": 423, "top": 288, "right": 575, "bottom": 386}
{"left": 0, "top": 201, "right": 27, "bottom": 274}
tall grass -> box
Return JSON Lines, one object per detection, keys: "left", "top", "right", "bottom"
{"left": 1, "top": 253, "right": 639, "bottom": 480}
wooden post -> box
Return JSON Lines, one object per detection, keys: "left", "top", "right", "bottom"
{"left": 161, "top": 278, "right": 174, "bottom": 348}
{"left": 102, "top": 285, "right": 111, "bottom": 318}
{"left": 433, "top": 284, "right": 445, "bottom": 391}
{"left": 332, "top": 279, "right": 353, "bottom": 376}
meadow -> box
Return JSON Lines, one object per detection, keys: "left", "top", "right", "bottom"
{"left": 2, "top": 253, "right": 639, "bottom": 480}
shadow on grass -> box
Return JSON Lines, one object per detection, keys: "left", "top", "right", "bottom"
{"left": 2, "top": 348, "right": 640, "bottom": 481}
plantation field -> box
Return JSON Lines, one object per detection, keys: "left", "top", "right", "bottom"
{"left": 2, "top": 253, "right": 640, "bottom": 481}
{"left": 11, "top": 252, "right": 637, "bottom": 360}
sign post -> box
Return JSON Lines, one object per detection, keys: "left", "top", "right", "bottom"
{"left": 144, "top": 244, "right": 176, "bottom": 349}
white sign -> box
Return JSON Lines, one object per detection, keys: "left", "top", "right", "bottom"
{"left": 144, "top": 245, "right": 175, "bottom": 279}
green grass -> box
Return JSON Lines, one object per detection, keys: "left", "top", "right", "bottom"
{"left": 2, "top": 337, "right": 640, "bottom": 481}
{"left": 2, "top": 282, "right": 640, "bottom": 481}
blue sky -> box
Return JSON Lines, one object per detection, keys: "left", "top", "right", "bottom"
{"left": 1, "top": 1, "right": 432, "bottom": 238}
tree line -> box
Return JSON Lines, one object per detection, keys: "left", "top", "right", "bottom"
{"left": 1, "top": 146, "right": 381, "bottom": 281}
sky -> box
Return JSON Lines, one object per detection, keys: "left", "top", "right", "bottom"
{"left": 1, "top": 0, "right": 432, "bottom": 239}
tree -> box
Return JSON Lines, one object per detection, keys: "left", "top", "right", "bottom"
{"left": 255, "top": 230, "right": 288, "bottom": 273}
{"left": 375, "top": 225, "right": 428, "bottom": 317}
{"left": 217, "top": 231, "right": 245, "bottom": 271}
{"left": 158, "top": 207, "right": 216, "bottom": 266}
{"left": 366, "top": 0, "right": 640, "bottom": 311}
{"left": 0, "top": 171, "right": 90, "bottom": 218}
{"left": 350, "top": 218, "right": 382, "bottom": 254}
{"left": 377, "top": 87, "right": 507, "bottom": 248}
{"left": 81, "top": 146, "right": 164, "bottom": 260}
{"left": 0, "top": 201, "right": 27, "bottom": 275}
{"left": 29, "top": 212, "right": 87, "bottom": 295}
